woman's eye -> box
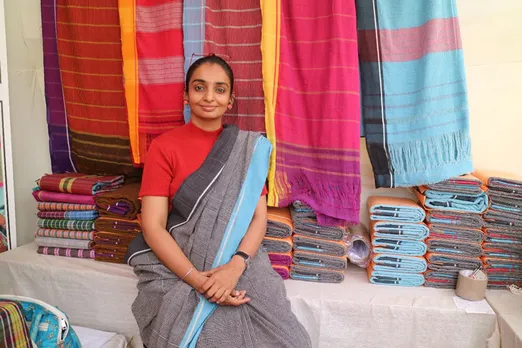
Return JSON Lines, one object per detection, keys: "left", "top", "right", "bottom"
{"left": 194, "top": 85, "right": 204, "bottom": 92}
{"left": 216, "top": 88, "right": 226, "bottom": 94}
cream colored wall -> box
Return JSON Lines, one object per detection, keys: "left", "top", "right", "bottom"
{"left": 359, "top": 0, "right": 522, "bottom": 223}
{"left": 2, "top": 1, "right": 521, "bottom": 244}
{"left": 5, "top": 0, "right": 50, "bottom": 246}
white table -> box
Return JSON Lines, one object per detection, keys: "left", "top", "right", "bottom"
{"left": 0, "top": 243, "right": 501, "bottom": 348}
{"left": 486, "top": 290, "right": 522, "bottom": 348}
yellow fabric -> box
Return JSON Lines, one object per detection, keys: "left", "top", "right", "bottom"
{"left": 260, "top": 0, "right": 281, "bottom": 206}
{"left": 118, "top": 0, "right": 140, "bottom": 164}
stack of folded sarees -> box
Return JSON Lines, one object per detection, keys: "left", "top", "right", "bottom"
{"left": 289, "top": 201, "right": 346, "bottom": 283}
{"left": 33, "top": 173, "right": 124, "bottom": 259}
{"left": 366, "top": 196, "right": 428, "bottom": 287}
{"left": 262, "top": 207, "right": 294, "bottom": 279}
{"left": 94, "top": 182, "right": 142, "bottom": 263}
{"left": 416, "top": 175, "right": 487, "bottom": 288}
{"left": 474, "top": 170, "right": 522, "bottom": 288}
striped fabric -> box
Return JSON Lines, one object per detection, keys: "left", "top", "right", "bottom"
{"left": 38, "top": 173, "right": 124, "bottom": 195}
{"left": 183, "top": 0, "right": 265, "bottom": 132}
{"left": 35, "top": 236, "right": 94, "bottom": 249}
{"left": 32, "top": 190, "right": 95, "bottom": 205}
{"left": 37, "top": 219, "right": 95, "bottom": 231}
{"left": 261, "top": 0, "right": 361, "bottom": 225}
{"left": 35, "top": 228, "right": 94, "bottom": 240}
{"left": 0, "top": 301, "right": 32, "bottom": 348}
{"left": 357, "top": 0, "right": 473, "bottom": 188}
{"left": 37, "top": 210, "right": 99, "bottom": 221}
{"left": 37, "top": 246, "right": 95, "bottom": 259}
{"left": 119, "top": 0, "right": 185, "bottom": 165}
{"left": 40, "top": 0, "right": 76, "bottom": 173}
{"left": 56, "top": 0, "right": 137, "bottom": 175}
{"left": 37, "top": 202, "right": 97, "bottom": 211}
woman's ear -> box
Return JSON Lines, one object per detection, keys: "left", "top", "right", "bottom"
{"left": 183, "top": 92, "right": 189, "bottom": 105}
{"left": 229, "top": 93, "right": 236, "bottom": 107}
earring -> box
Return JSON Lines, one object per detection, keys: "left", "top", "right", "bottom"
{"left": 183, "top": 100, "right": 189, "bottom": 105}
{"left": 228, "top": 104, "right": 233, "bottom": 109}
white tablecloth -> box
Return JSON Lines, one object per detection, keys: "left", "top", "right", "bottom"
{"left": 486, "top": 290, "right": 522, "bottom": 348}
{"left": 0, "top": 243, "right": 502, "bottom": 348}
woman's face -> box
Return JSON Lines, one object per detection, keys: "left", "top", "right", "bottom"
{"left": 186, "top": 63, "right": 233, "bottom": 121}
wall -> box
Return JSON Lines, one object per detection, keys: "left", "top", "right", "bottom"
{"left": 4, "top": 0, "right": 50, "bottom": 246}
{"left": 2, "top": 1, "right": 521, "bottom": 245}
{"left": 359, "top": 0, "right": 522, "bottom": 223}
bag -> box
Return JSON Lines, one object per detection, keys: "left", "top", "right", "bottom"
{"left": 0, "top": 295, "right": 81, "bottom": 348}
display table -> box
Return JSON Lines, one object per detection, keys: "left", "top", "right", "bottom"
{"left": 0, "top": 243, "right": 501, "bottom": 348}
{"left": 486, "top": 290, "right": 522, "bottom": 348}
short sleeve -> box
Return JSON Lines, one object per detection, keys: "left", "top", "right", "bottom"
{"left": 261, "top": 184, "right": 268, "bottom": 196}
{"left": 139, "top": 140, "right": 174, "bottom": 197}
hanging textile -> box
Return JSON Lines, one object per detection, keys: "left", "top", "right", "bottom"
{"left": 261, "top": 0, "right": 361, "bottom": 225}
{"left": 41, "top": 0, "right": 76, "bottom": 173}
{"left": 119, "top": 0, "right": 185, "bottom": 165}
{"left": 357, "top": 0, "right": 473, "bottom": 188}
{"left": 183, "top": 0, "right": 265, "bottom": 132}
{"left": 56, "top": 0, "right": 136, "bottom": 175}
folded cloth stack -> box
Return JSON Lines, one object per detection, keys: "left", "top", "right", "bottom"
{"left": 473, "top": 170, "right": 522, "bottom": 287}
{"left": 261, "top": 207, "right": 294, "bottom": 279}
{"left": 345, "top": 224, "right": 371, "bottom": 268}
{"left": 289, "top": 201, "right": 347, "bottom": 283}
{"left": 416, "top": 175, "right": 487, "bottom": 289}
{"left": 367, "top": 196, "right": 428, "bottom": 287}
{"left": 32, "top": 173, "right": 123, "bottom": 259}
{"left": 94, "top": 183, "right": 142, "bottom": 263}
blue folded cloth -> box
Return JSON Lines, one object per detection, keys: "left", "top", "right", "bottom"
{"left": 368, "top": 197, "right": 425, "bottom": 222}
{"left": 372, "top": 238, "right": 427, "bottom": 256}
{"left": 368, "top": 266, "right": 425, "bottom": 287}
{"left": 372, "top": 254, "right": 427, "bottom": 273}
{"left": 422, "top": 190, "right": 488, "bottom": 213}
{"left": 371, "top": 221, "right": 429, "bottom": 241}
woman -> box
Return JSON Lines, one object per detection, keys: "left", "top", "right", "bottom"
{"left": 125, "top": 55, "right": 312, "bottom": 348}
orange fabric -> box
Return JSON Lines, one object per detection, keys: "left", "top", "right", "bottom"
{"left": 267, "top": 207, "right": 293, "bottom": 229}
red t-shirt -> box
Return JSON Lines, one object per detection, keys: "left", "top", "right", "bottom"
{"left": 140, "top": 122, "right": 267, "bottom": 205}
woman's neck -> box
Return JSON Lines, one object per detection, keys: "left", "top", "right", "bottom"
{"left": 190, "top": 116, "right": 223, "bottom": 132}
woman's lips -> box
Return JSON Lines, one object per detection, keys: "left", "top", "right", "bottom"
{"left": 201, "top": 105, "right": 217, "bottom": 112}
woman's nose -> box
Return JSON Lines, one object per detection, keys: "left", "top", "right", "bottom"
{"left": 203, "top": 89, "right": 214, "bottom": 102}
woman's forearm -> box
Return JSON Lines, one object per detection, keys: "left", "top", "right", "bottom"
{"left": 143, "top": 227, "right": 204, "bottom": 288}
{"left": 232, "top": 197, "right": 267, "bottom": 266}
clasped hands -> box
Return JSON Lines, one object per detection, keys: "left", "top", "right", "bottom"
{"left": 193, "top": 255, "right": 250, "bottom": 306}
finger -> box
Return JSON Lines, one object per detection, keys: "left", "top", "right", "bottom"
{"left": 199, "top": 277, "right": 216, "bottom": 293}
{"left": 211, "top": 288, "right": 226, "bottom": 304}
{"left": 236, "top": 290, "right": 247, "bottom": 300}
{"left": 205, "top": 284, "right": 220, "bottom": 300}
{"left": 227, "top": 296, "right": 250, "bottom": 307}
{"left": 216, "top": 289, "right": 232, "bottom": 305}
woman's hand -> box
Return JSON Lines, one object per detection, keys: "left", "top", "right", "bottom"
{"left": 219, "top": 290, "right": 250, "bottom": 306}
{"left": 198, "top": 256, "right": 246, "bottom": 304}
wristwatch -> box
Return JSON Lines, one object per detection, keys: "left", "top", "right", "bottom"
{"left": 233, "top": 251, "right": 250, "bottom": 271}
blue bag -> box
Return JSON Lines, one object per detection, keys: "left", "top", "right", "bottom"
{"left": 0, "top": 295, "right": 81, "bottom": 347}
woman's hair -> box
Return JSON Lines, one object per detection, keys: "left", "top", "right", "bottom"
{"left": 185, "top": 54, "right": 234, "bottom": 94}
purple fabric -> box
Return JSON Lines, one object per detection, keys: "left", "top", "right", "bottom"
{"left": 41, "top": 0, "right": 76, "bottom": 173}
{"left": 33, "top": 190, "right": 95, "bottom": 205}
{"left": 268, "top": 253, "right": 292, "bottom": 266}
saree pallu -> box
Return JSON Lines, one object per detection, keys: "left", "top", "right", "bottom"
{"left": 371, "top": 254, "right": 427, "bottom": 273}
{"left": 426, "top": 238, "right": 482, "bottom": 257}
{"left": 428, "top": 224, "right": 484, "bottom": 244}
{"left": 292, "top": 250, "right": 347, "bottom": 271}
{"left": 474, "top": 170, "right": 522, "bottom": 200}
{"left": 261, "top": 0, "right": 361, "bottom": 226}
{"left": 35, "top": 229, "right": 94, "bottom": 240}
{"left": 416, "top": 187, "right": 488, "bottom": 214}
{"left": 119, "top": 0, "right": 185, "bottom": 165}
{"left": 35, "top": 236, "right": 94, "bottom": 250}
{"left": 268, "top": 252, "right": 292, "bottom": 267}
{"left": 33, "top": 190, "right": 95, "bottom": 205}
{"left": 126, "top": 127, "right": 311, "bottom": 348}
{"left": 41, "top": 0, "right": 76, "bottom": 173}
{"left": 266, "top": 207, "right": 293, "bottom": 238}
{"left": 37, "top": 202, "right": 96, "bottom": 211}
{"left": 183, "top": 0, "right": 265, "bottom": 132}
{"left": 37, "top": 210, "right": 99, "bottom": 221}
{"left": 367, "top": 264, "right": 425, "bottom": 287}
{"left": 94, "top": 182, "right": 141, "bottom": 219}
{"left": 426, "top": 210, "right": 483, "bottom": 229}
{"left": 345, "top": 224, "right": 371, "bottom": 268}
{"left": 367, "top": 196, "right": 425, "bottom": 222}
{"left": 357, "top": 0, "right": 473, "bottom": 188}
{"left": 292, "top": 234, "right": 347, "bottom": 257}
{"left": 370, "top": 220, "right": 429, "bottom": 241}
{"left": 38, "top": 173, "right": 124, "bottom": 195}
{"left": 37, "top": 246, "right": 95, "bottom": 259}
{"left": 37, "top": 219, "right": 95, "bottom": 232}
{"left": 290, "top": 264, "right": 345, "bottom": 284}
{"left": 94, "top": 217, "right": 141, "bottom": 234}
{"left": 56, "top": 0, "right": 137, "bottom": 175}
